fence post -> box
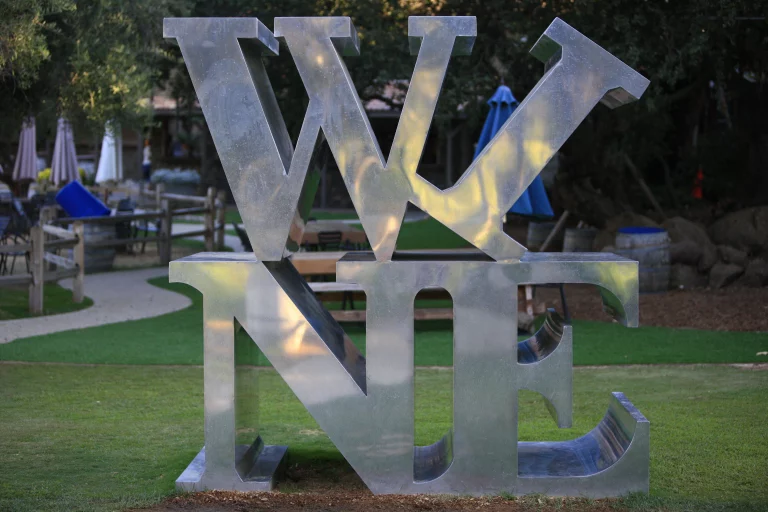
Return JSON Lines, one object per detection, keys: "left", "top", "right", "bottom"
{"left": 72, "top": 221, "right": 85, "bottom": 303}
{"left": 204, "top": 187, "right": 215, "bottom": 252}
{"left": 161, "top": 199, "right": 172, "bottom": 265}
{"left": 28, "top": 225, "right": 44, "bottom": 314}
{"left": 155, "top": 182, "right": 165, "bottom": 209}
{"left": 39, "top": 206, "right": 57, "bottom": 272}
{"left": 215, "top": 190, "right": 226, "bottom": 251}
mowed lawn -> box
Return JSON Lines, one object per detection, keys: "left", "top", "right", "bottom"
{"left": 0, "top": 283, "right": 93, "bottom": 321}
{"left": 0, "top": 364, "right": 765, "bottom": 511}
{"left": 0, "top": 277, "right": 766, "bottom": 366}
{"left": 1, "top": 216, "right": 767, "bottom": 512}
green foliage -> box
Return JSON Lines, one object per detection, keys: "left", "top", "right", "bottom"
{"left": 58, "top": 0, "right": 190, "bottom": 128}
{"left": 0, "top": 0, "right": 188, "bottom": 151}
{"left": 165, "top": 0, "right": 767, "bottom": 212}
{"left": 0, "top": 0, "right": 74, "bottom": 87}
{"left": 2, "top": 0, "right": 765, "bottom": 207}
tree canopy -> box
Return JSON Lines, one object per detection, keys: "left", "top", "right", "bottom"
{"left": 0, "top": 0, "right": 186, "bottom": 170}
{"left": 2, "top": 0, "right": 766, "bottom": 214}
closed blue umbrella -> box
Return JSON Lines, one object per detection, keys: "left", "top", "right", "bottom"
{"left": 473, "top": 85, "right": 554, "bottom": 218}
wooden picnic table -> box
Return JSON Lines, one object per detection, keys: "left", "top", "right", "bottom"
{"left": 293, "top": 249, "right": 534, "bottom": 323}
{"left": 290, "top": 248, "right": 485, "bottom": 276}
{"left": 236, "top": 220, "right": 367, "bottom": 248}
{"left": 301, "top": 220, "right": 367, "bottom": 246}
{"left": 291, "top": 250, "right": 349, "bottom": 275}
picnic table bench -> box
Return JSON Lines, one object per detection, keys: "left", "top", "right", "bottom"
{"left": 295, "top": 249, "right": 519, "bottom": 323}
{"left": 307, "top": 281, "right": 453, "bottom": 322}
{"left": 301, "top": 220, "right": 367, "bottom": 246}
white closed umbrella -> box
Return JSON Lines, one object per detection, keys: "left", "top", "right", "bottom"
{"left": 51, "top": 117, "right": 80, "bottom": 185}
{"left": 12, "top": 117, "right": 38, "bottom": 181}
{"left": 95, "top": 122, "right": 123, "bottom": 184}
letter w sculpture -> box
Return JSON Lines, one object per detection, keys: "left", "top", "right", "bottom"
{"left": 164, "top": 16, "right": 650, "bottom": 496}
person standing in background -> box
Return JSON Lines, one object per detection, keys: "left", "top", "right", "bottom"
{"left": 142, "top": 139, "right": 151, "bottom": 181}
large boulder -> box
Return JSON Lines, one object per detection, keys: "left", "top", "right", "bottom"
{"left": 717, "top": 245, "right": 749, "bottom": 267}
{"left": 662, "top": 216, "right": 718, "bottom": 271}
{"left": 670, "top": 239, "right": 703, "bottom": 266}
{"left": 734, "top": 258, "right": 768, "bottom": 288}
{"left": 594, "top": 213, "right": 659, "bottom": 251}
{"left": 669, "top": 264, "right": 708, "bottom": 289}
{"left": 709, "top": 206, "right": 768, "bottom": 256}
{"left": 708, "top": 263, "right": 744, "bottom": 289}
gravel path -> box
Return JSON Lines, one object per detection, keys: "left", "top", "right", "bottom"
{"left": 0, "top": 267, "right": 190, "bottom": 343}
{"left": 537, "top": 285, "right": 768, "bottom": 332}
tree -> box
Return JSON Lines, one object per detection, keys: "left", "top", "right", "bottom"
{"left": 0, "top": 0, "right": 188, "bottom": 171}
{"left": 4, "top": 0, "right": 763, "bottom": 215}
{"left": 0, "top": 0, "right": 73, "bottom": 88}
{"left": 165, "top": 0, "right": 767, "bottom": 216}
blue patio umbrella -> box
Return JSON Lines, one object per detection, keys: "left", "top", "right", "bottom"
{"left": 473, "top": 85, "right": 554, "bottom": 218}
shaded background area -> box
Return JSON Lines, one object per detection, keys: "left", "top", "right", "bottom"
{"left": 1, "top": 1, "right": 766, "bottom": 225}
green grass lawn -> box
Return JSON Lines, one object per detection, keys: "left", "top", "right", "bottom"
{"left": 395, "top": 216, "right": 470, "bottom": 250}
{"left": 0, "top": 284, "right": 93, "bottom": 320}
{"left": 0, "top": 277, "right": 765, "bottom": 366}
{"left": 0, "top": 364, "right": 765, "bottom": 511}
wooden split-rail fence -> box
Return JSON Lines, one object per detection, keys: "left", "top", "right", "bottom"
{"left": 0, "top": 185, "right": 228, "bottom": 314}
{"left": 0, "top": 223, "right": 85, "bottom": 314}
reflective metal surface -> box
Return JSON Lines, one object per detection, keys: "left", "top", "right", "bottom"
{"left": 166, "top": 14, "right": 650, "bottom": 497}
{"left": 164, "top": 18, "right": 322, "bottom": 261}
{"left": 171, "top": 253, "right": 288, "bottom": 491}
{"left": 170, "top": 251, "right": 647, "bottom": 496}
{"left": 165, "top": 17, "right": 649, "bottom": 262}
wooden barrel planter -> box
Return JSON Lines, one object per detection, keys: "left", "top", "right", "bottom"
{"left": 527, "top": 221, "right": 563, "bottom": 251}
{"left": 563, "top": 227, "right": 598, "bottom": 252}
{"left": 615, "top": 227, "right": 670, "bottom": 293}
{"left": 69, "top": 223, "right": 116, "bottom": 273}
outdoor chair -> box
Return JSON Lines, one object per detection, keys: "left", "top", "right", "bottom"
{"left": 136, "top": 209, "right": 161, "bottom": 254}
{"left": 115, "top": 198, "right": 137, "bottom": 253}
{"left": 0, "top": 200, "right": 31, "bottom": 275}
{"left": 232, "top": 223, "right": 252, "bottom": 252}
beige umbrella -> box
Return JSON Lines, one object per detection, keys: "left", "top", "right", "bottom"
{"left": 12, "top": 117, "right": 37, "bottom": 181}
{"left": 95, "top": 122, "right": 123, "bottom": 184}
{"left": 51, "top": 118, "right": 80, "bottom": 185}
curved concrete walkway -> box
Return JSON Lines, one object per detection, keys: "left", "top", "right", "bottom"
{"left": 0, "top": 267, "right": 191, "bottom": 344}
{"left": 0, "top": 223, "right": 244, "bottom": 344}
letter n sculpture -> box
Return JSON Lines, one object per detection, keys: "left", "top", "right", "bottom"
{"left": 165, "top": 15, "right": 651, "bottom": 497}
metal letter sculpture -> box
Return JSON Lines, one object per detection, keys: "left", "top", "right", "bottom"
{"left": 165, "top": 16, "right": 651, "bottom": 497}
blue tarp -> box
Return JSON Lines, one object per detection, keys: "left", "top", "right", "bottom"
{"left": 473, "top": 85, "right": 554, "bottom": 218}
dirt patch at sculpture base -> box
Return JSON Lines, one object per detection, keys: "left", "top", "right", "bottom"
{"left": 136, "top": 490, "right": 626, "bottom": 512}
{"left": 536, "top": 285, "right": 768, "bottom": 332}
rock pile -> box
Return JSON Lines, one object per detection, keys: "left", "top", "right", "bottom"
{"left": 594, "top": 207, "right": 768, "bottom": 290}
